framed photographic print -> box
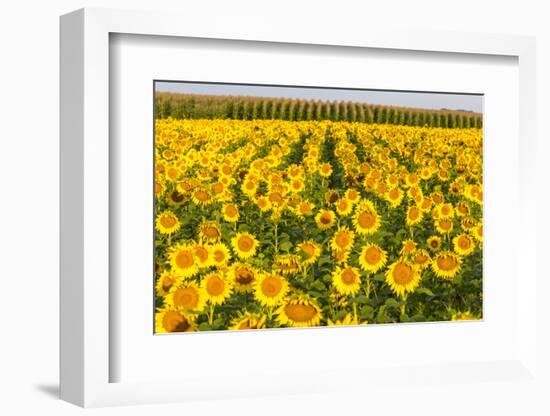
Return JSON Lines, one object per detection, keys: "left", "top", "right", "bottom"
{"left": 151, "top": 80, "right": 483, "bottom": 334}
{"left": 60, "top": 7, "right": 543, "bottom": 410}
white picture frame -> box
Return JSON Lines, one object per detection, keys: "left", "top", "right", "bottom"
{"left": 60, "top": 7, "right": 541, "bottom": 409}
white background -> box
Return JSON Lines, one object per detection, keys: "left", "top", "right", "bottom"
{"left": 0, "top": 1, "right": 548, "bottom": 415}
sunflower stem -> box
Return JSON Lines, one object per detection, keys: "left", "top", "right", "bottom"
{"left": 208, "top": 304, "right": 215, "bottom": 325}
{"left": 274, "top": 221, "right": 279, "bottom": 254}
{"left": 353, "top": 302, "right": 358, "bottom": 322}
{"left": 400, "top": 294, "right": 408, "bottom": 320}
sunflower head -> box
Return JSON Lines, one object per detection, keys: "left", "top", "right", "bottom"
{"left": 358, "top": 243, "right": 387, "bottom": 273}
{"left": 201, "top": 272, "right": 233, "bottom": 305}
{"left": 432, "top": 251, "right": 462, "bottom": 279}
{"left": 330, "top": 226, "right": 355, "bottom": 252}
{"left": 166, "top": 281, "right": 206, "bottom": 312}
{"left": 155, "top": 211, "right": 181, "bottom": 235}
{"left": 222, "top": 204, "right": 240, "bottom": 222}
{"left": 254, "top": 273, "right": 289, "bottom": 307}
{"left": 353, "top": 203, "right": 381, "bottom": 235}
{"left": 209, "top": 243, "right": 232, "bottom": 267}
{"left": 427, "top": 236, "right": 442, "bottom": 252}
{"left": 332, "top": 265, "right": 362, "bottom": 296}
{"left": 229, "top": 312, "right": 267, "bottom": 330}
{"left": 155, "top": 271, "right": 179, "bottom": 297}
{"left": 199, "top": 221, "right": 222, "bottom": 243}
{"left": 231, "top": 232, "right": 259, "bottom": 259}
{"left": 272, "top": 254, "right": 302, "bottom": 275}
{"left": 451, "top": 310, "right": 479, "bottom": 321}
{"left": 155, "top": 307, "right": 196, "bottom": 333}
{"left": 296, "top": 240, "right": 321, "bottom": 266}
{"left": 169, "top": 243, "right": 199, "bottom": 278}
{"left": 385, "top": 260, "right": 421, "bottom": 298}
{"left": 453, "top": 233, "right": 476, "bottom": 256}
{"left": 335, "top": 197, "right": 353, "bottom": 216}
{"left": 315, "top": 209, "right": 336, "bottom": 230}
{"left": 275, "top": 294, "right": 322, "bottom": 328}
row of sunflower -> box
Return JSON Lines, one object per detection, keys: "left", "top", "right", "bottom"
{"left": 154, "top": 118, "right": 483, "bottom": 333}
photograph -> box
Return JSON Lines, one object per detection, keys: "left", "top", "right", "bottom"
{"left": 153, "top": 81, "right": 483, "bottom": 333}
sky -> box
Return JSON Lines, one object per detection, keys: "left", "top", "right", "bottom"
{"left": 155, "top": 81, "right": 483, "bottom": 113}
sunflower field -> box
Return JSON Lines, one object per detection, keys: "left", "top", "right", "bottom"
{"left": 154, "top": 118, "right": 483, "bottom": 333}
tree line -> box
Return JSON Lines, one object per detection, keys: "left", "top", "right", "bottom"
{"left": 155, "top": 92, "right": 482, "bottom": 129}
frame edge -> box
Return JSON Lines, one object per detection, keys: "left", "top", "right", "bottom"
{"left": 59, "top": 8, "right": 85, "bottom": 407}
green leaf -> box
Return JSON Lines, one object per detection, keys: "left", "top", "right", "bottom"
{"left": 416, "top": 288, "right": 434, "bottom": 297}
{"left": 373, "top": 272, "right": 386, "bottom": 282}
{"left": 311, "top": 280, "right": 327, "bottom": 292}
{"left": 198, "top": 322, "right": 212, "bottom": 331}
{"left": 280, "top": 241, "right": 293, "bottom": 252}
{"left": 376, "top": 305, "right": 389, "bottom": 323}
{"left": 352, "top": 295, "right": 370, "bottom": 304}
{"left": 384, "top": 298, "right": 399, "bottom": 308}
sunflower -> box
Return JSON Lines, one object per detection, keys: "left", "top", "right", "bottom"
{"left": 358, "top": 243, "right": 387, "bottom": 273}
{"left": 412, "top": 249, "right": 431, "bottom": 270}
{"left": 330, "top": 226, "right": 355, "bottom": 252}
{"left": 427, "top": 236, "right": 442, "bottom": 252}
{"left": 191, "top": 188, "right": 213, "bottom": 206}
{"left": 319, "top": 162, "right": 333, "bottom": 177}
{"left": 419, "top": 197, "right": 433, "bottom": 213}
{"left": 273, "top": 254, "right": 302, "bottom": 275}
{"left": 198, "top": 221, "right": 222, "bottom": 243}
{"left": 201, "top": 272, "right": 233, "bottom": 305}
{"left": 455, "top": 201, "right": 470, "bottom": 217}
{"left": 210, "top": 242, "right": 231, "bottom": 267}
{"left": 169, "top": 243, "right": 199, "bottom": 278}
{"left": 315, "top": 209, "right": 336, "bottom": 230}
{"left": 193, "top": 243, "right": 211, "bottom": 268}
{"left": 332, "top": 265, "right": 361, "bottom": 296}
{"left": 289, "top": 178, "right": 305, "bottom": 193}
{"left": 406, "top": 205, "right": 423, "bottom": 226}
{"left": 345, "top": 188, "right": 361, "bottom": 204}
{"left": 333, "top": 249, "right": 350, "bottom": 264}
{"left": 255, "top": 196, "right": 272, "bottom": 213}
{"left": 229, "top": 312, "right": 267, "bottom": 330}
{"left": 268, "top": 191, "right": 286, "bottom": 209}
{"left": 155, "top": 270, "right": 179, "bottom": 296}
{"left": 436, "top": 203, "right": 455, "bottom": 219}
{"left": 155, "top": 211, "right": 181, "bottom": 235}
{"left": 231, "top": 232, "right": 259, "bottom": 259}
{"left": 400, "top": 239, "right": 417, "bottom": 256}
{"left": 335, "top": 197, "right": 354, "bottom": 216}
{"left": 230, "top": 263, "right": 257, "bottom": 293}
{"left": 472, "top": 223, "right": 483, "bottom": 243}
{"left": 166, "top": 281, "right": 206, "bottom": 312}
{"left": 386, "top": 187, "right": 404, "bottom": 208}
{"left": 385, "top": 260, "right": 421, "bottom": 298}
{"left": 353, "top": 204, "right": 381, "bottom": 235}
{"left": 453, "top": 233, "right": 476, "bottom": 256}
{"left": 254, "top": 273, "right": 289, "bottom": 307}
{"left": 166, "top": 189, "right": 186, "bottom": 206}
{"left": 222, "top": 204, "right": 240, "bottom": 223}
{"left": 432, "top": 251, "right": 462, "bottom": 279}
{"left": 325, "top": 190, "right": 339, "bottom": 205}
{"left": 155, "top": 307, "right": 196, "bottom": 333}
{"left": 296, "top": 240, "right": 321, "bottom": 265}
{"left": 435, "top": 218, "right": 454, "bottom": 235}
{"left": 275, "top": 295, "right": 322, "bottom": 327}
{"left": 295, "top": 200, "right": 315, "bottom": 218}
{"left": 327, "top": 313, "right": 362, "bottom": 326}
{"left": 241, "top": 178, "right": 258, "bottom": 197}
{"left": 451, "top": 311, "right": 478, "bottom": 321}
